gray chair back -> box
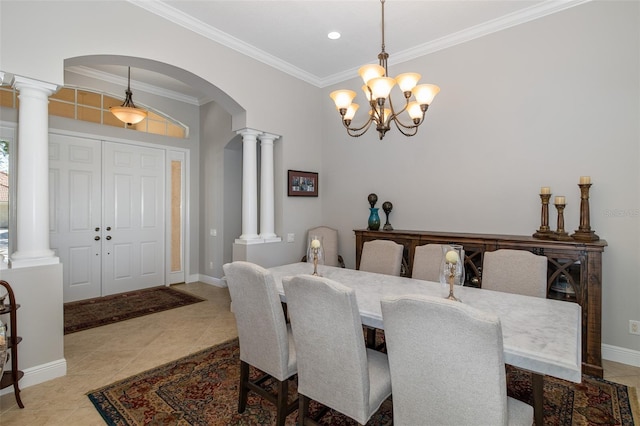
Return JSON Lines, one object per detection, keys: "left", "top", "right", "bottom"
{"left": 223, "top": 261, "right": 296, "bottom": 381}
{"left": 482, "top": 249, "right": 548, "bottom": 298}
{"left": 283, "top": 274, "right": 392, "bottom": 424}
{"left": 307, "top": 226, "right": 340, "bottom": 267}
{"left": 411, "top": 243, "right": 445, "bottom": 281}
{"left": 359, "top": 239, "right": 403, "bottom": 276}
{"left": 381, "top": 294, "right": 533, "bottom": 425}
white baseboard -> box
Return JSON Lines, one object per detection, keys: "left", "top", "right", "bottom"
{"left": 0, "top": 358, "right": 67, "bottom": 395}
{"left": 602, "top": 343, "right": 640, "bottom": 368}
{"left": 190, "top": 274, "right": 227, "bottom": 288}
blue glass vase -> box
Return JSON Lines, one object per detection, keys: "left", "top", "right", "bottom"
{"left": 368, "top": 208, "right": 380, "bottom": 231}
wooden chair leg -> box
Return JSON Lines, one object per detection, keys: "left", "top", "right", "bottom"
{"left": 299, "top": 394, "right": 310, "bottom": 426}
{"left": 238, "top": 360, "right": 249, "bottom": 413}
{"left": 276, "top": 378, "right": 289, "bottom": 426}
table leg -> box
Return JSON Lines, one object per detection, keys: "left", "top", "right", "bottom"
{"left": 365, "top": 327, "right": 376, "bottom": 348}
{"left": 532, "top": 372, "right": 544, "bottom": 426}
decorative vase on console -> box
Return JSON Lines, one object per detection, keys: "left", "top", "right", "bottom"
{"left": 307, "top": 235, "right": 324, "bottom": 276}
{"left": 367, "top": 193, "right": 380, "bottom": 231}
{"left": 439, "top": 244, "right": 465, "bottom": 301}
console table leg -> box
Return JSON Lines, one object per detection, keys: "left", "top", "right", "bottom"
{"left": 532, "top": 372, "right": 544, "bottom": 426}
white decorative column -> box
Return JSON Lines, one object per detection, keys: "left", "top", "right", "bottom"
{"left": 235, "top": 129, "right": 262, "bottom": 244}
{"left": 10, "top": 76, "right": 60, "bottom": 268}
{"left": 258, "top": 133, "right": 280, "bottom": 242}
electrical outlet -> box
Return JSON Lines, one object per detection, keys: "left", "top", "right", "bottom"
{"left": 630, "top": 320, "right": 640, "bottom": 335}
{"left": 209, "top": 261, "right": 213, "bottom": 269}
{"left": 287, "top": 233, "right": 295, "bottom": 243}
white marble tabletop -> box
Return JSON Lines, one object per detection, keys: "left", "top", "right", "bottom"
{"left": 269, "top": 262, "right": 582, "bottom": 383}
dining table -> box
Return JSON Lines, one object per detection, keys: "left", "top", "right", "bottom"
{"left": 269, "top": 262, "right": 582, "bottom": 426}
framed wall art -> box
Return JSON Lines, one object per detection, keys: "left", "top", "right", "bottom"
{"left": 288, "top": 170, "right": 318, "bottom": 197}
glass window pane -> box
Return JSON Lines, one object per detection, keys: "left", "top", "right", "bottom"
{"left": 146, "top": 119, "right": 167, "bottom": 136}
{"left": 49, "top": 100, "right": 75, "bottom": 119}
{"left": 77, "top": 90, "right": 101, "bottom": 108}
{"left": 103, "top": 95, "right": 122, "bottom": 109}
{"left": 2, "top": 84, "right": 187, "bottom": 139}
{"left": 167, "top": 124, "right": 186, "bottom": 138}
{"left": 51, "top": 87, "right": 75, "bottom": 102}
{"left": 77, "top": 106, "right": 101, "bottom": 123}
{"left": 103, "top": 111, "right": 126, "bottom": 128}
{"left": 0, "top": 88, "right": 15, "bottom": 108}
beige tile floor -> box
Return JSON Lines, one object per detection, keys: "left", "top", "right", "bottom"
{"left": 0, "top": 283, "right": 238, "bottom": 425}
{"left": 1, "top": 282, "right": 639, "bottom": 425}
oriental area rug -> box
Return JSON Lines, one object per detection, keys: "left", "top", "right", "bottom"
{"left": 64, "top": 286, "right": 205, "bottom": 335}
{"left": 88, "top": 338, "right": 640, "bottom": 426}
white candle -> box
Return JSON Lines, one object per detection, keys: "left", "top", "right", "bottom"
{"left": 311, "top": 239, "right": 321, "bottom": 249}
{"left": 445, "top": 250, "right": 459, "bottom": 264}
{"left": 580, "top": 176, "right": 591, "bottom": 184}
{"left": 540, "top": 187, "right": 551, "bottom": 195}
{"left": 555, "top": 196, "right": 565, "bottom": 205}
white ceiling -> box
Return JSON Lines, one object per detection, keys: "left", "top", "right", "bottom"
{"left": 68, "top": 0, "right": 590, "bottom": 104}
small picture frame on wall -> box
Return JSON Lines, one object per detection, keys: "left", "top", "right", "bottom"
{"left": 288, "top": 170, "right": 318, "bottom": 197}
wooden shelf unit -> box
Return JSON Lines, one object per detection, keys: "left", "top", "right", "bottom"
{"left": 0, "top": 280, "right": 24, "bottom": 408}
{"left": 354, "top": 229, "right": 607, "bottom": 377}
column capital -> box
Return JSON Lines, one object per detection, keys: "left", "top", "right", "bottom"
{"left": 259, "top": 132, "right": 280, "bottom": 143}
{"left": 12, "top": 75, "right": 59, "bottom": 96}
{"left": 236, "top": 128, "right": 262, "bottom": 139}
{"left": 0, "top": 72, "right": 12, "bottom": 86}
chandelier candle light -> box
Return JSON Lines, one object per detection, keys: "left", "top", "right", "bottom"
{"left": 329, "top": 0, "right": 440, "bottom": 140}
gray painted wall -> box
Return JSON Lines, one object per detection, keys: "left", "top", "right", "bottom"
{"left": 321, "top": 1, "right": 639, "bottom": 354}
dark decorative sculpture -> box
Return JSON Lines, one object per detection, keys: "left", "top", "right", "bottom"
{"left": 367, "top": 194, "right": 380, "bottom": 230}
{"left": 368, "top": 193, "right": 378, "bottom": 209}
{"left": 382, "top": 201, "right": 393, "bottom": 231}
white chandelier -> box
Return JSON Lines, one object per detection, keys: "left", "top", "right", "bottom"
{"left": 110, "top": 67, "right": 147, "bottom": 125}
{"left": 330, "top": 0, "right": 440, "bottom": 140}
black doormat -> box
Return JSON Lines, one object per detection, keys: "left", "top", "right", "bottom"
{"left": 64, "top": 286, "right": 205, "bottom": 334}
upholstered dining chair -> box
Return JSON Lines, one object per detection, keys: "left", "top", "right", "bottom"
{"left": 301, "top": 225, "right": 345, "bottom": 267}
{"left": 381, "top": 294, "right": 533, "bottom": 426}
{"left": 222, "top": 261, "right": 297, "bottom": 426}
{"left": 482, "top": 249, "right": 548, "bottom": 298}
{"left": 359, "top": 239, "right": 404, "bottom": 276}
{"left": 411, "top": 243, "right": 445, "bottom": 281}
{"left": 283, "top": 274, "right": 392, "bottom": 425}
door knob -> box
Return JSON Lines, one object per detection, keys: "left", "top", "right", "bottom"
{"left": 94, "top": 236, "right": 100, "bottom": 241}
{"left": 106, "top": 226, "right": 112, "bottom": 231}
{"left": 106, "top": 236, "right": 112, "bottom": 240}
{"left": 95, "top": 227, "right": 100, "bottom": 232}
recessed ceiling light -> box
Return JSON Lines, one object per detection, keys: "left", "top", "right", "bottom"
{"left": 327, "top": 31, "right": 341, "bottom": 40}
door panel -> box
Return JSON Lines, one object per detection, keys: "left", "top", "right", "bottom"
{"left": 49, "top": 134, "right": 102, "bottom": 302}
{"left": 51, "top": 136, "right": 168, "bottom": 301}
{"left": 102, "top": 141, "right": 165, "bottom": 295}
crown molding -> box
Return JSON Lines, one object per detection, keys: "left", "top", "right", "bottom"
{"left": 128, "top": 0, "right": 591, "bottom": 89}
{"left": 321, "top": 0, "right": 592, "bottom": 87}
{"left": 126, "top": 0, "right": 323, "bottom": 88}
{"left": 66, "top": 65, "right": 201, "bottom": 106}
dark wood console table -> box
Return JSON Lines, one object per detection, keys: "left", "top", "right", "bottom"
{"left": 354, "top": 229, "right": 607, "bottom": 377}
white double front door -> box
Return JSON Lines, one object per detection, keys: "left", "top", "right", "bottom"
{"left": 50, "top": 134, "right": 166, "bottom": 302}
